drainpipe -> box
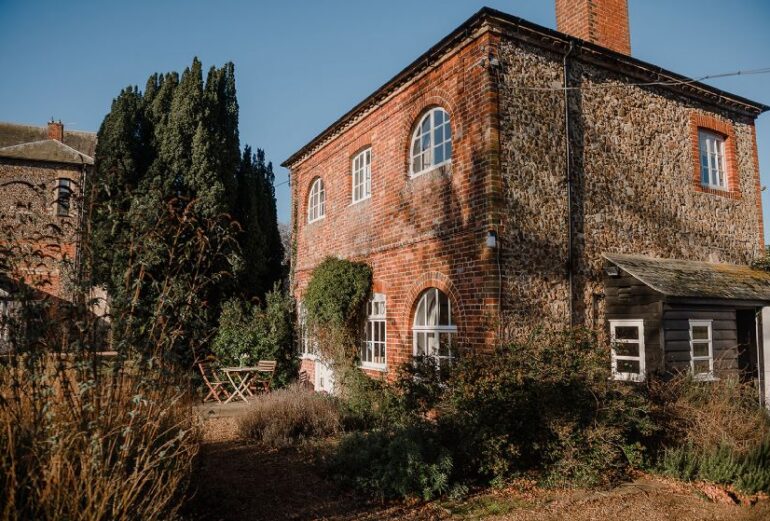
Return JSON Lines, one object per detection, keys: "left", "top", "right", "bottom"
{"left": 756, "top": 308, "right": 764, "bottom": 408}
{"left": 563, "top": 42, "right": 575, "bottom": 327}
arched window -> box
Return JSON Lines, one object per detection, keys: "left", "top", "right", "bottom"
{"left": 410, "top": 107, "right": 452, "bottom": 176}
{"left": 412, "top": 287, "right": 457, "bottom": 367}
{"left": 307, "top": 177, "right": 325, "bottom": 223}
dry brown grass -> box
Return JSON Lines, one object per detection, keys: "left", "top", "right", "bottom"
{"left": 238, "top": 384, "right": 342, "bottom": 448}
{"left": 650, "top": 374, "right": 770, "bottom": 455}
{"left": 0, "top": 356, "right": 200, "bottom": 521}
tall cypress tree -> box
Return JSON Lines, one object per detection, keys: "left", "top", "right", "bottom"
{"left": 90, "top": 58, "right": 285, "bottom": 362}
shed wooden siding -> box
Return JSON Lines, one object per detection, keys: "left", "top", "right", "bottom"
{"left": 662, "top": 305, "right": 739, "bottom": 374}
{"left": 603, "top": 270, "right": 664, "bottom": 373}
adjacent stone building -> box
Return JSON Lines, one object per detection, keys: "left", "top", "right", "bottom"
{"left": 284, "top": 1, "right": 770, "bottom": 401}
{"left": 0, "top": 120, "right": 95, "bottom": 300}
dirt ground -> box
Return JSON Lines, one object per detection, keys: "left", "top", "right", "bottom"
{"left": 182, "top": 415, "right": 770, "bottom": 521}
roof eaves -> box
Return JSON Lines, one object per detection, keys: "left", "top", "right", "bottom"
{"left": 282, "top": 6, "right": 769, "bottom": 169}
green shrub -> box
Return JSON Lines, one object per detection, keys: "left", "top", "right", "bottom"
{"left": 238, "top": 384, "right": 342, "bottom": 448}
{"left": 328, "top": 424, "right": 453, "bottom": 500}
{"left": 211, "top": 286, "right": 296, "bottom": 386}
{"left": 303, "top": 257, "right": 372, "bottom": 332}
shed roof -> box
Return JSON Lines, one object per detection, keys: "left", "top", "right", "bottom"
{"left": 603, "top": 253, "right": 770, "bottom": 302}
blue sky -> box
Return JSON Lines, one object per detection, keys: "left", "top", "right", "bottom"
{"left": 1, "top": 0, "right": 769, "bottom": 235}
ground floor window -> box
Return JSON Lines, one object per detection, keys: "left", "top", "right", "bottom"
{"left": 298, "top": 303, "right": 317, "bottom": 357}
{"left": 360, "top": 293, "right": 386, "bottom": 369}
{"left": 413, "top": 287, "right": 456, "bottom": 369}
{"left": 689, "top": 319, "right": 714, "bottom": 379}
{"left": 609, "top": 319, "right": 645, "bottom": 382}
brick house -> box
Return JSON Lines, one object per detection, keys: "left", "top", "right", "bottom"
{"left": 0, "top": 120, "right": 96, "bottom": 344}
{"left": 284, "top": 1, "right": 770, "bottom": 401}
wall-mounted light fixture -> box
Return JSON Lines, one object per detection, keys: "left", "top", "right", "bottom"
{"left": 486, "top": 230, "right": 497, "bottom": 248}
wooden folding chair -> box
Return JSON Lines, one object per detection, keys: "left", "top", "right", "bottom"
{"left": 252, "top": 360, "right": 277, "bottom": 394}
{"left": 198, "top": 362, "right": 230, "bottom": 403}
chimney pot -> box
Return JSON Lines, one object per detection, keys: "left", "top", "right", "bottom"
{"left": 47, "top": 120, "right": 64, "bottom": 141}
{"left": 556, "top": 0, "right": 632, "bottom": 55}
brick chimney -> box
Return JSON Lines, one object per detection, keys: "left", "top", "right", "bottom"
{"left": 47, "top": 119, "right": 64, "bottom": 141}
{"left": 556, "top": 0, "right": 631, "bottom": 55}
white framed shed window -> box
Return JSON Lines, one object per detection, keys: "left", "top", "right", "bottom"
{"left": 413, "top": 288, "right": 457, "bottom": 369}
{"left": 689, "top": 320, "right": 714, "bottom": 380}
{"left": 699, "top": 130, "right": 727, "bottom": 190}
{"left": 307, "top": 178, "right": 325, "bottom": 223}
{"left": 352, "top": 148, "right": 371, "bottom": 203}
{"left": 609, "top": 319, "right": 645, "bottom": 382}
{"left": 361, "top": 293, "right": 386, "bottom": 369}
{"left": 410, "top": 107, "right": 452, "bottom": 177}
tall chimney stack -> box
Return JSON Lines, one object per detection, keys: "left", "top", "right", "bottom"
{"left": 555, "top": 0, "right": 631, "bottom": 55}
{"left": 47, "top": 119, "right": 64, "bottom": 141}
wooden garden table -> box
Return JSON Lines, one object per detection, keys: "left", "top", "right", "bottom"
{"left": 220, "top": 366, "right": 260, "bottom": 403}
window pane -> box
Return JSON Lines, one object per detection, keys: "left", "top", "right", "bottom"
{"left": 614, "top": 342, "right": 639, "bottom": 358}
{"left": 617, "top": 360, "right": 640, "bottom": 374}
{"left": 427, "top": 332, "right": 438, "bottom": 355}
{"left": 614, "top": 326, "right": 639, "bottom": 340}
{"left": 691, "top": 326, "right": 709, "bottom": 340}
{"left": 434, "top": 109, "right": 443, "bottom": 126}
{"left": 444, "top": 142, "right": 452, "bottom": 161}
{"left": 693, "top": 359, "right": 711, "bottom": 374}
{"left": 425, "top": 290, "right": 438, "bottom": 326}
{"left": 438, "top": 333, "right": 451, "bottom": 357}
{"left": 415, "top": 332, "right": 426, "bottom": 356}
{"left": 434, "top": 145, "right": 444, "bottom": 165}
{"left": 421, "top": 116, "right": 431, "bottom": 134}
{"left": 439, "top": 292, "right": 450, "bottom": 325}
{"left": 692, "top": 342, "right": 710, "bottom": 357}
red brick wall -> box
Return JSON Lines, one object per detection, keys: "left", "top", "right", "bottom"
{"left": 556, "top": 0, "right": 632, "bottom": 55}
{"left": 289, "top": 30, "right": 502, "bottom": 380}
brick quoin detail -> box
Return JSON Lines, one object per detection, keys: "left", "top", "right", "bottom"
{"left": 556, "top": 0, "right": 631, "bottom": 55}
{"left": 689, "top": 113, "right": 741, "bottom": 200}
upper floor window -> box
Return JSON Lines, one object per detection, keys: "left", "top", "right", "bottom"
{"left": 352, "top": 148, "right": 372, "bottom": 203}
{"left": 699, "top": 130, "right": 727, "bottom": 190}
{"left": 361, "top": 293, "right": 386, "bottom": 369}
{"left": 689, "top": 319, "right": 714, "bottom": 380}
{"left": 410, "top": 107, "right": 452, "bottom": 176}
{"left": 609, "top": 319, "right": 645, "bottom": 382}
{"left": 413, "top": 287, "right": 456, "bottom": 368}
{"left": 307, "top": 177, "right": 325, "bottom": 223}
{"left": 55, "top": 179, "right": 72, "bottom": 217}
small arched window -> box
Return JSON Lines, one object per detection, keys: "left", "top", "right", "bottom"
{"left": 307, "top": 177, "right": 325, "bottom": 223}
{"left": 412, "top": 287, "right": 457, "bottom": 367}
{"left": 410, "top": 107, "right": 452, "bottom": 176}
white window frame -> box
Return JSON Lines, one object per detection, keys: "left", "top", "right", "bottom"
{"left": 412, "top": 288, "right": 457, "bottom": 367}
{"left": 609, "top": 319, "right": 646, "bottom": 382}
{"left": 298, "top": 303, "right": 317, "bottom": 359}
{"left": 689, "top": 319, "right": 715, "bottom": 380}
{"left": 698, "top": 129, "right": 727, "bottom": 190}
{"left": 409, "top": 107, "right": 452, "bottom": 177}
{"left": 351, "top": 148, "right": 372, "bottom": 204}
{"left": 55, "top": 178, "right": 72, "bottom": 217}
{"left": 307, "top": 178, "right": 325, "bottom": 223}
{"left": 360, "top": 293, "right": 386, "bottom": 370}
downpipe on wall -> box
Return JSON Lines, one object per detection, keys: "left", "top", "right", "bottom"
{"left": 563, "top": 42, "right": 575, "bottom": 328}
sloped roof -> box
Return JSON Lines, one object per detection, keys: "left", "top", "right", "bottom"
{"left": 282, "top": 7, "right": 768, "bottom": 168}
{"left": 0, "top": 121, "right": 97, "bottom": 163}
{"left": 0, "top": 139, "right": 93, "bottom": 165}
{"left": 604, "top": 253, "right": 770, "bottom": 302}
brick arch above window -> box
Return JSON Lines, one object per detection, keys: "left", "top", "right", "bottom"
{"left": 689, "top": 113, "right": 740, "bottom": 199}
{"left": 398, "top": 93, "right": 458, "bottom": 174}
{"left": 402, "top": 271, "right": 465, "bottom": 333}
